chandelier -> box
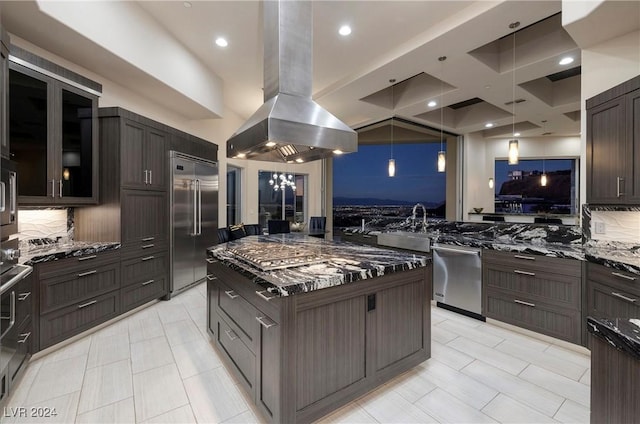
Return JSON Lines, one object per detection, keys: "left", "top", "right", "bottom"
{"left": 269, "top": 173, "right": 296, "bottom": 192}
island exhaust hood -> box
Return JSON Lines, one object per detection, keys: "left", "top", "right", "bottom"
{"left": 226, "top": 0, "right": 357, "bottom": 163}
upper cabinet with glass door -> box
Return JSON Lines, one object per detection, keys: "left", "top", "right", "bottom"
{"left": 9, "top": 61, "right": 98, "bottom": 205}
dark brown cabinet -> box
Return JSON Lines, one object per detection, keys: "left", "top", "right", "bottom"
{"left": 483, "top": 250, "right": 583, "bottom": 344}
{"left": 0, "top": 25, "right": 9, "bottom": 159}
{"left": 120, "top": 189, "right": 167, "bottom": 250}
{"left": 8, "top": 62, "right": 98, "bottom": 205}
{"left": 121, "top": 119, "right": 167, "bottom": 191}
{"left": 207, "top": 257, "right": 430, "bottom": 423}
{"left": 587, "top": 76, "right": 640, "bottom": 204}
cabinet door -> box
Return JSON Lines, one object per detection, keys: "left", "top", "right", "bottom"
{"left": 145, "top": 127, "right": 167, "bottom": 190}
{"left": 256, "top": 314, "right": 280, "bottom": 422}
{"left": 121, "top": 189, "right": 167, "bottom": 248}
{"left": 586, "top": 280, "right": 640, "bottom": 320}
{"left": 121, "top": 119, "right": 147, "bottom": 189}
{"left": 1, "top": 31, "right": 9, "bottom": 159}
{"left": 587, "top": 96, "right": 627, "bottom": 203}
{"left": 627, "top": 89, "right": 640, "bottom": 203}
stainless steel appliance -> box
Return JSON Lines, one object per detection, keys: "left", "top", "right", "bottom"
{"left": 432, "top": 244, "right": 484, "bottom": 320}
{"left": 0, "top": 158, "right": 33, "bottom": 406}
{"left": 228, "top": 242, "right": 327, "bottom": 271}
{"left": 169, "top": 151, "right": 218, "bottom": 296}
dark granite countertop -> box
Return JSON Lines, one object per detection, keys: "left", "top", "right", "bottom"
{"left": 587, "top": 317, "right": 640, "bottom": 360}
{"left": 207, "top": 234, "right": 429, "bottom": 297}
{"left": 20, "top": 241, "right": 121, "bottom": 266}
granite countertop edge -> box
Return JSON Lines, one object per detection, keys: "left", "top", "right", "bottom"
{"left": 587, "top": 317, "right": 640, "bottom": 361}
{"left": 22, "top": 242, "right": 121, "bottom": 266}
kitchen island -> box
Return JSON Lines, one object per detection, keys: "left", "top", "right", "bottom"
{"left": 206, "top": 234, "right": 431, "bottom": 423}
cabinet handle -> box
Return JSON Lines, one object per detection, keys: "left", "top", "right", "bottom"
{"left": 611, "top": 271, "right": 636, "bottom": 281}
{"left": 78, "top": 300, "right": 97, "bottom": 309}
{"left": 141, "top": 244, "right": 155, "bottom": 249}
{"left": 17, "top": 292, "right": 31, "bottom": 301}
{"left": 141, "top": 256, "right": 155, "bottom": 262}
{"left": 256, "top": 290, "right": 276, "bottom": 301}
{"left": 224, "top": 329, "right": 238, "bottom": 341}
{"left": 18, "top": 332, "right": 31, "bottom": 344}
{"left": 51, "top": 179, "right": 55, "bottom": 198}
{"left": 78, "top": 255, "right": 97, "bottom": 262}
{"left": 142, "top": 279, "right": 155, "bottom": 286}
{"left": 617, "top": 177, "right": 625, "bottom": 197}
{"left": 206, "top": 258, "right": 218, "bottom": 264}
{"left": 206, "top": 274, "right": 217, "bottom": 281}
{"left": 59, "top": 179, "right": 63, "bottom": 198}
{"left": 142, "top": 237, "right": 155, "bottom": 242}
{"left": 149, "top": 170, "right": 152, "bottom": 185}
{"left": 611, "top": 292, "right": 637, "bottom": 303}
{"left": 144, "top": 169, "right": 148, "bottom": 184}
{"left": 224, "top": 290, "right": 238, "bottom": 299}
{"left": 256, "top": 316, "right": 276, "bottom": 329}
{"left": 78, "top": 270, "right": 97, "bottom": 277}
{"left": 514, "top": 269, "right": 535, "bottom": 276}
{"left": 514, "top": 255, "right": 535, "bottom": 261}
{"left": 514, "top": 299, "right": 536, "bottom": 307}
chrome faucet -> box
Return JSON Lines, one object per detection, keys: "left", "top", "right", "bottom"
{"left": 411, "top": 203, "right": 428, "bottom": 232}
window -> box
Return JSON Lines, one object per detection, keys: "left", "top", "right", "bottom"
{"left": 494, "top": 158, "right": 579, "bottom": 214}
{"left": 258, "top": 170, "right": 307, "bottom": 231}
{"left": 227, "top": 165, "right": 242, "bottom": 225}
{"left": 333, "top": 143, "right": 446, "bottom": 229}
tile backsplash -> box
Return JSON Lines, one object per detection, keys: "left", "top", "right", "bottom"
{"left": 583, "top": 205, "right": 640, "bottom": 245}
{"left": 17, "top": 209, "right": 73, "bottom": 242}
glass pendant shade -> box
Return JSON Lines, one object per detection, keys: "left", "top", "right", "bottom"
{"left": 388, "top": 159, "right": 396, "bottom": 177}
{"left": 508, "top": 139, "right": 519, "bottom": 165}
{"left": 489, "top": 177, "right": 494, "bottom": 189}
{"left": 541, "top": 173, "right": 548, "bottom": 187}
{"left": 437, "top": 151, "right": 446, "bottom": 173}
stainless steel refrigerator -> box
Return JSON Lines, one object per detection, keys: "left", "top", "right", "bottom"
{"left": 169, "top": 151, "right": 218, "bottom": 296}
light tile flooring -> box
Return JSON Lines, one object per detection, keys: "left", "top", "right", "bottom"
{"left": 2, "top": 282, "right": 591, "bottom": 423}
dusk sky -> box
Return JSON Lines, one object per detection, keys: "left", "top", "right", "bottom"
{"left": 333, "top": 143, "right": 446, "bottom": 204}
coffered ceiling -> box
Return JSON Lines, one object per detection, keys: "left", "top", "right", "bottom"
{"left": 4, "top": 1, "right": 628, "bottom": 141}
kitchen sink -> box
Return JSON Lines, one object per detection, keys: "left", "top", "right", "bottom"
{"left": 377, "top": 231, "right": 431, "bottom": 253}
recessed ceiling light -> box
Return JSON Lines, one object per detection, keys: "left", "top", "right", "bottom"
{"left": 295, "top": 158, "right": 304, "bottom": 163}
{"left": 485, "top": 123, "right": 494, "bottom": 128}
{"left": 215, "top": 37, "right": 228, "bottom": 48}
{"left": 183, "top": 1, "right": 192, "bottom": 8}
{"left": 333, "top": 150, "right": 343, "bottom": 155}
{"left": 235, "top": 153, "right": 246, "bottom": 158}
{"left": 338, "top": 25, "right": 352, "bottom": 36}
{"left": 559, "top": 57, "right": 574, "bottom": 65}
{"left": 514, "top": 132, "right": 521, "bottom": 137}
{"left": 265, "top": 141, "right": 276, "bottom": 147}
{"left": 427, "top": 100, "right": 437, "bottom": 107}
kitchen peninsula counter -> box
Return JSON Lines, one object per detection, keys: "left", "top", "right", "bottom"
{"left": 206, "top": 234, "right": 431, "bottom": 423}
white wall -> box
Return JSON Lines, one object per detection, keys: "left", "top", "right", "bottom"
{"left": 9, "top": 35, "right": 326, "bottom": 229}
{"left": 463, "top": 134, "right": 581, "bottom": 221}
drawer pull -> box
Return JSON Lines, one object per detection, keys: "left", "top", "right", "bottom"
{"left": 514, "top": 255, "right": 535, "bottom": 261}
{"left": 142, "top": 279, "right": 155, "bottom": 286}
{"left": 141, "top": 244, "right": 155, "bottom": 249}
{"left": 611, "top": 272, "right": 636, "bottom": 281}
{"left": 141, "top": 256, "right": 155, "bottom": 262}
{"left": 17, "top": 292, "right": 31, "bottom": 301}
{"left": 224, "top": 329, "right": 238, "bottom": 341}
{"left": 514, "top": 299, "right": 536, "bottom": 307}
{"left": 78, "top": 270, "right": 97, "bottom": 277}
{"left": 256, "top": 290, "right": 276, "bottom": 301}
{"left": 142, "top": 237, "right": 155, "bottom": 242}
{"left": 206, "top": 274, "right": 217, "bottom": 281}
{"left": 514, "top": 270, "right": 535, "bottom": 276}
{"left": 224, "top": 290, "right": 238, "bottom": 299}
{"left": 206, "top": 258, "right": 218, "bottom": 264}
{"left": 611, "top": 292, "right": 637, "bottom": 303}
{"left": 256, "top": 316, "right": 276, "bottom": 329}
{"left": 18, "top": 332, "right": 31, "bottom": 344}
{"left": 78, "top": 300, "right": 97, "bottom": 309}
{"left": 78, "top": 255, "right": 97, "bottom": 262}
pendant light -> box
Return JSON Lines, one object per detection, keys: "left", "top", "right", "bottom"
{"left": 388, "top": 79, "right": 396, "bottom": 177}
{"left": 508, "top": 22, "right": 520, "bottom": 165}
{"left": 540, "top": 120, "right": 548, "bottom": 186}
{"left": 437, "top": 56, "right": 447, "bottom": 172}
{"left": 489, "top": 177, "right": 494, "bottom": 189}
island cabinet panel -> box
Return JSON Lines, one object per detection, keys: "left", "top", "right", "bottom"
{"left": 482, "top": 250, "right": 582, "bottom": 345}
{"left": 207, "top": 257, "right": 431, "bottom": 424}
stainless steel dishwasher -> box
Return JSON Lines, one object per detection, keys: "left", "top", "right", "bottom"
{"left": 432, "top": 244, "right": 484, "bottom": 320}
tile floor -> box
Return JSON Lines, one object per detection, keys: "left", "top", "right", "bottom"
{"left": 2, "top": 282, "right": 591, "bottom": 423}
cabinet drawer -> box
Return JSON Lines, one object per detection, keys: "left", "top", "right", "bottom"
{"left": 8, "top": 317, "right": 32, "bottom": 383}
{"left": 217, "top": 315, "right": 255, "bottom": 391}
{"left": 40, "top": 262, "right": 120, "bottom": 314}
{"left": 483, "top": 263, "right": 581, "bottom": 310}
{"left": 39, "top": 290, "right": 120, "bottom": 349}
{"left": 121, "top": 275, "right": 167, "bottom": 312}
{"left": 483, "top": 250, "right": 581, "bottom": 277}
{"left": 14, "top": 275, "right": 33, "bottom": 329}
{"left": 216, "top": 279, "right": 258, "bottom": 353}
{"left": 587, "top": 262, "right": 640, "bottom": 297}
{"left": 485, "top": 288, "right": 581, "bottom": 344}
{"left": 586, "top": 280, "right": 640, "bottom": 320}
{"left": 121, "top": 251, "right": 167, "bottom": 287}
{"left": 37, "top": 249, "right": 121, "bottom": 279}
